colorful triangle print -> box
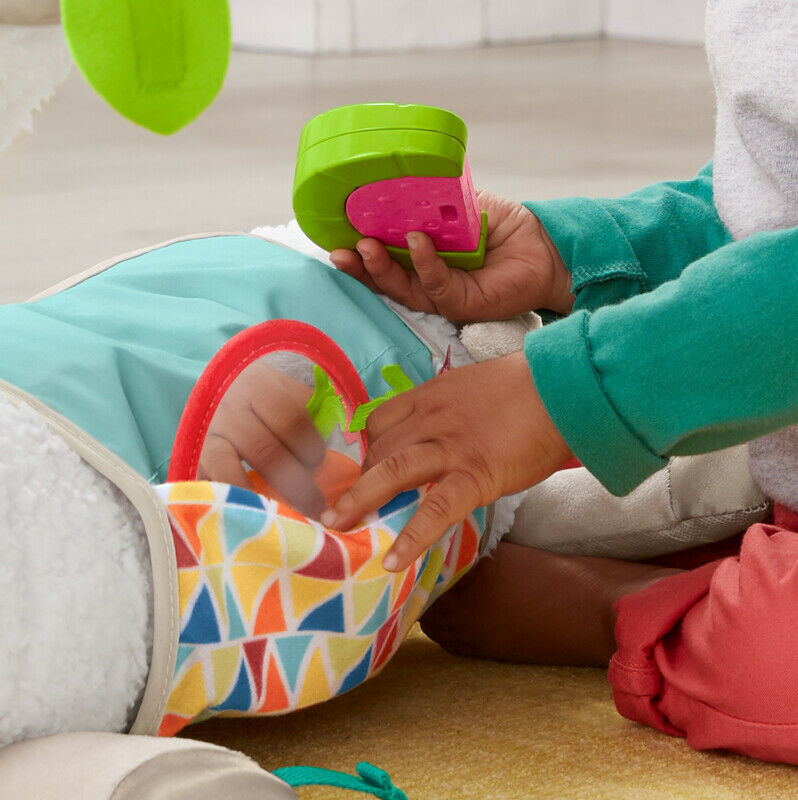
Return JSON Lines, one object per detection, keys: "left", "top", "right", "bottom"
{"left": 174, "top": 644, "right": 195, "bottom": 675}
{"left": 205, "top": 566, "right": 226, "bottom": 623}
{"left": 298, "top": 594, "right": 345, "bottom": 633}
{"left": 328, "top": 636, "right": 371, "bottom": 681}
{"left": 254, "top": 580, "right": 287, "bottom": 635}
{"left": 373, "top": 616, "right": 399, "bottom": 671}
{"left": 166, "top": 660, "right": 206, "bottom": 717}
{"left": 230, "top": 565, "right": 275, "bottom": 621}
{"left": 419, "top": 549, "right": 445, "bottom": 593}
{"left": 290, "top": 574, "right": 341, "bottom": 620}
{"left": 159, "top": 713, "right": 190, "bottom": 737}
{"left": 260, "top": 654, "right": 290, "bottom": 712}
{"left": 169, "top": 482, "right": 215, "bottom": 503}
{"left": 353, "top": 577, "right": 389, "bottom": 626}
{"left": 177, "top": 569, "right": 200, "bottom": 617}
{"left": 226, "top": 485, "right": 265, "bottom": 509}
{"left": 243, "top": 639, "right": 267, "bottom": 702}
{"left": 173, "top": 527, "right": 199, "bottom": 568}
{"left": 295, "top": 534, "right": 345, "bottom": 580}
{"left": 454, "top": 520, "right": 478, "bottom": 573}
{"left": 234, "top": 522, "right": 282, "bottom": 567}
{"left": 281, "top": 518, "right": 319, "bottom": 569}
{"left": 381, "top": 503, "right": 418, "bottom": 536}
{"left": 358, "top": 585, "right": 390, "bottom": 636}
{"left": 212, "top": 660, "right": 251, "bottom": 711}
{"left": 225, "top": 584, "right": 247, "bottom": 640}
{"left": 391, "top": 565, "right": 417, "bottom": 614}
{"left": 224, "top": 505, "right": 269, "bottom": 554}
{"left": 336, "top": 527, "right": 373, "bottom": 575}
{"left": 275, "top": 635, "right": 313, "bottom": 693}
{"left": 180, "top": 584, "right": 221, "bottom": 644}
{"left": 199, "top": 512, "right": 224, "bottom": 565}
{"left": 170, "top": 504, "right": 209, "bottom": 558}
{"left": 378, "top": 489, "right": 419, "bottom": 518}
{"left": 298, "top": 647, "right": 330, "bottom": 708}
{"left": 339, "top": 646, "right": 372, "bottom": 695}
{"left": 210, "top": 645, "right": 241, "bottom": 705}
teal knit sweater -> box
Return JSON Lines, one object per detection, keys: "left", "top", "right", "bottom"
{"left": 523, "top": 164, "right": 798, "bottom": 495}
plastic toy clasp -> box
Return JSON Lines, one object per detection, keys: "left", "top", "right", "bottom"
{"left": 292, "top": 103, "right": 487, "bottom": 271}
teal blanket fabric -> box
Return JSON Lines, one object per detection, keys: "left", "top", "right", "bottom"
{"left": 523, "top": 165, "right": 798, "bottom": 495}
{"left": 0, "top": 235, "right": 433, "bottom": 482}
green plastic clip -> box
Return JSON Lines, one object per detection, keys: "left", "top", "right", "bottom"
{"left": 305, "top": 364, "right": 415, "bottom": 438}
{"left": 305, "top": 364, "right": 347, "bottom": 438}
{"left": 348, "top": 365, "right": 414, "bottom": 432}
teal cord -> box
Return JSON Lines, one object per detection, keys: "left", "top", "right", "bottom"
{"left": 273, "top": 762, "right": 408, "bottom": 800}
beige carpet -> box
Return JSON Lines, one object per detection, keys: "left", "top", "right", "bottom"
{"left": 185, "top": 627, "right": 797, "bottom": 799}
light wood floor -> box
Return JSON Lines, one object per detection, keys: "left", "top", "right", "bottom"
{"left": 1, "top": 39, "right": 714, "bottom": 303}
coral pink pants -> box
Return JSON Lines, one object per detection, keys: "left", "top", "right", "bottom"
{"left": 609, "top": 503, "right": 798, "bottom": 764}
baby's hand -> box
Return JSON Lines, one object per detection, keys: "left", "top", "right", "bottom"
{"left": 198, "top": 361, "right": 327, "bottom": 518}
{"left": 322, "top": 352, "right": 572, "bottom": 571}
{"left": 330, "top": 190, "right": 573, "bottom": 324}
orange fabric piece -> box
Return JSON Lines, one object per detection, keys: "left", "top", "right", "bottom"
{"left": 253, "top": 581, "right": 287, "bottom": 635}
{"left": 248, "top": 449, "right": 361, "bottom": 508}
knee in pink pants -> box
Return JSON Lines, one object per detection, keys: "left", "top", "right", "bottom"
{"left": 609, "top": 511, "right": 798, "bottom": 764}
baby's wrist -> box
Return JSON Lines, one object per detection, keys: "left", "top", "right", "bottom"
{"left": 538, "top": 223, "right": 574, "bottom": 315}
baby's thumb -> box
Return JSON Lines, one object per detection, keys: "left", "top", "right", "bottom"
{"left": 406, "top": 232, "right": 455, "bottom": 304}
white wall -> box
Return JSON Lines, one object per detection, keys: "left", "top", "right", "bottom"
{"left": 604, "top": 0, "right": 706, "bottom": 44}
{"left": 230, "top": 0, "right": 705, "bottom": 55}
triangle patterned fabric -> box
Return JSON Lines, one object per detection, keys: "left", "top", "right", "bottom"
{"left": 156, "top": 481, "right": 483, "bottom": 736}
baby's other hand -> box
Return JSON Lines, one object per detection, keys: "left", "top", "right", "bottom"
{"left": 322, "top": 352, "right": 572, "bottom": 571}
{"left": 198, "top": 361, "right": 327, "bottom": 518}
{"left": 330, "top": 190, "right": 573, "bottom": 324}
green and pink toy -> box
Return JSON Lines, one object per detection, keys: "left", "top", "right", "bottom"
{"left": 293, "top": 103, "right": 487, "bottom": 271}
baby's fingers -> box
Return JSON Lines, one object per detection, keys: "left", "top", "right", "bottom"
{"left": 199, "top": 435, "right": 254, "bottom": 490}
{"left": 405, "top": 232, "right": 458, "bottom": 305}
{"left": 241, "top": 425, "right": 327, "bottom": 519}
{"left": 383, "top": 472, "right": 481, "bottom": 572}
{"left": 329, "top": 248, "right": 380, "bottom": 293}
{"left": 323, "top": 442, "right": 444, "bottom": 531}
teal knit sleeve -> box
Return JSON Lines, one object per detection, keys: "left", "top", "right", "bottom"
{"left": 525, "top": 226, "right": 798, "bottom": 495}
{"left": 523, "top": 163, "right": 732, "bottom": 313}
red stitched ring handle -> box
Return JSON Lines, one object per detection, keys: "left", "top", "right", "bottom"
{"left": 168, "top": 319, "right": 370, "bottom": 482}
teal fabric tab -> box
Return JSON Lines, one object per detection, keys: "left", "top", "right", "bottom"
{"left": 525, "top": 310, "right": 668, "bottom": 495}
{"left": 274, "top": 761, "right": 408, "bottom": 800}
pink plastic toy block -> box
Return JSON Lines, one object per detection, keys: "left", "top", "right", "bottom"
{"left": 345, "top": 158, "right": 482, "bottom": 252}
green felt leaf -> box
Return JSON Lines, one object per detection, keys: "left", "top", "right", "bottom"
{"left": 348, "top": 365, "right": 415, "bottom": 432}
{"left": 306, "top": 365, "right": 347, "bottom": 439}
{"left": 61, "top": 0, "right": 231, "bottom": 134}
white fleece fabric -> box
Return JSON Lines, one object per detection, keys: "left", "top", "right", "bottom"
{"left": 0, "top": 396, "right": 152, "bottom": 746}
{"left": 0, "top": 24, "right": 70, "bottom": 153}
{"left": 706, "top": 0, "right": 798, "bottom": 510}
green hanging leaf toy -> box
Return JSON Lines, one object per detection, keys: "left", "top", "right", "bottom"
{"left": 60, "top": 0, "right": 231, "bottom": 134}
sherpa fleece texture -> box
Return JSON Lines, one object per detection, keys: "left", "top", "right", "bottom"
{"left": 0, "top": 395, "right": 152, "bottom": 746}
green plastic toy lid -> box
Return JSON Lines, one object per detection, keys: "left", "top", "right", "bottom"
{"left": 294, "top": 102, "right": 487, "bottom": 268}
{"left": 298, "top": 103, "right": 468, "bottom": 151}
